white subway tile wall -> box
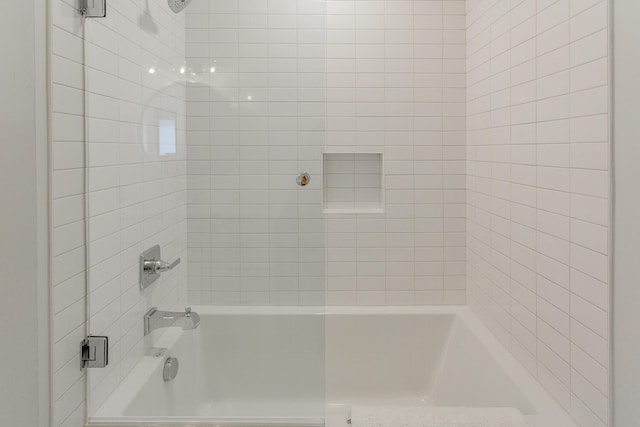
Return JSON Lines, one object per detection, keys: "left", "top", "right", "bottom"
{"left": 185, "top": 0, "right": 328, "bottom": 306}
{"left": 186, "top": 0, "right": 467, "bottom": 306}
{"left": 465, "top": 1, "right": 609, "bottom": 426}
{"left": 50, "top": 0, "right": 188, "bottom": 425}
{"left": 324, "top": 0, "right": 467, "bottom": 306}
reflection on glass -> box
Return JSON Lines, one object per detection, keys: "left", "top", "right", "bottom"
{"left": 159, "top": 119, "right": 177, "bottom": 156}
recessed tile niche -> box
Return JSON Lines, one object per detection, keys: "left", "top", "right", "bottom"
{"left": 322, "top": 153, "right": 384, "bottom": 214}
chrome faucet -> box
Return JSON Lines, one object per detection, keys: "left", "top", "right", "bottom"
{"left": 144, "top": 307, "right": 200, "bottom": 336}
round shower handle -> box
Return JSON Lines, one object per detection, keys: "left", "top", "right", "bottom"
{"left": 297, "top": 172, "right": 311, "bottom": 187}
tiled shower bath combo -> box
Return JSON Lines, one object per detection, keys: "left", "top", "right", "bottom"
{"left": 48, "top": 0, "right": 610, "bottom": 426}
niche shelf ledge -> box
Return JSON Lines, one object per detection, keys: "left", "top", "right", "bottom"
{"left": 322, "top": 152, "right": 384, "bottom": 214}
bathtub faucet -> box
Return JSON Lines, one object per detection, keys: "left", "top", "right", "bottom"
{"left": 144, "top": 307, "right": 201, "bottom": 336}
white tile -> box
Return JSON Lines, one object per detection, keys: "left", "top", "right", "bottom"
{"left": 466, "top": 2, "right": 611, "bottom": 421}
{"left": 538, "top": 362, "right": 571, "bottom": 410}
{"left": 571, "top": 368, "right": 609, "bottom": 423}
{"left": 571, "top": 344, "right": 608, "bottom": 395}
{"left": 570, "top": 1, "right": 608, "bottom": 42}
{"left": 570, "top": 268, "right": 608, "bottom": 311}
{"left": 571, "top": 293, "right": 608, "bottom": 339}
{"left": 538, "top": 340, "right": 571, "bottom": 386}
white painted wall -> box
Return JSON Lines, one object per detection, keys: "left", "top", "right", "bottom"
{"left": 612, "top": 1, "right": 640, "bottom": 426}
{"left": 0, "top": 0, "right": 49, "bottom": 426}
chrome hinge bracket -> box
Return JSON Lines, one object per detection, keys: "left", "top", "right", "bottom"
{"left": 79, "top": 0, "right": 107, "bottom": 18}
{"left": 81, "top": 336, "right": 109, "bottom": 370}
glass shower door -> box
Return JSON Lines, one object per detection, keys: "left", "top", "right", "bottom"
{"left": 82, "top": 0, "right": 190, "bottom": 417}
{"left": 81, "top": 0, "right": 327, "bottom": 425}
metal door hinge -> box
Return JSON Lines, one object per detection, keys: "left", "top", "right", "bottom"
{"left": 81, "top": 336, "right": 109, "bottom": 370}
{"left": 79, "top": 0, "right": 107, "bottom": 18}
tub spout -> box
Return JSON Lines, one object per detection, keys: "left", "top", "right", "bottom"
{"left": 144, "top": 307, "right": 200, "bottom": 336}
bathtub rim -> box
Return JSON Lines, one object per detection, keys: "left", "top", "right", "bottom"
{"left": 89, "top": 305, "right": 577, "bottom": 427}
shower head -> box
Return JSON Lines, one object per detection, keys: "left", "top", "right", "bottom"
{"left": 168, "top": 0, "right": 192, "bottom": 13}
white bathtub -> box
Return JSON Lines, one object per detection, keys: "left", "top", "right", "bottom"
{"left": 90, "top": 306, "right": 577, "bottom": 427}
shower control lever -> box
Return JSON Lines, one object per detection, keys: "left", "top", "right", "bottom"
{"left": 144, "top": 257, "right": 181, "bottom": 274}
{"left": 140, "top": 245, "right": 181, "bottom": 290}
